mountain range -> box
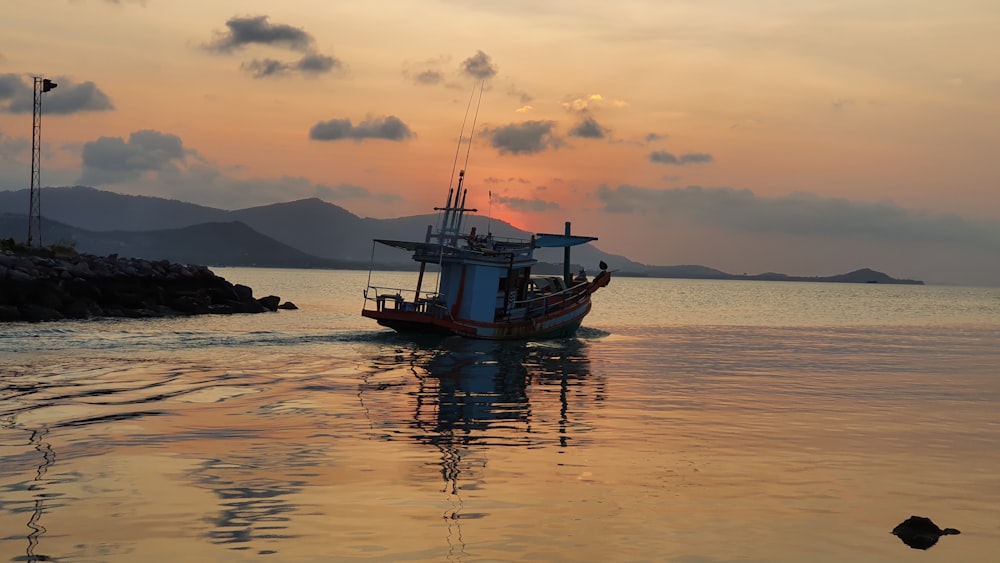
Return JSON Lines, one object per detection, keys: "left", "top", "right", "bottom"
{"left": 0, "top": 186, "right": 923, "bottom": 284}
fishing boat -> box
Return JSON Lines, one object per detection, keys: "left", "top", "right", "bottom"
{"left": 361, "top": 169, "right": 611, "bottom": 340}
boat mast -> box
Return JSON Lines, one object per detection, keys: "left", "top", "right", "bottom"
{"left": 564, "top": 222, "right": 572, "bottom": 286}
{"left": 453, "top": 186, "right": 468, "bottom": 233}
{"left": 431, "top": 80, "right": 485, "bottom": 295}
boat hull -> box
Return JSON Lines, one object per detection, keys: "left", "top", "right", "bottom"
{"left": 363, "top": 296, "right": 593, "bottom": 340}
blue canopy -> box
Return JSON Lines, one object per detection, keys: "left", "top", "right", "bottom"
{"left": 534, "top": 233, "right": 598, "bottom": 248}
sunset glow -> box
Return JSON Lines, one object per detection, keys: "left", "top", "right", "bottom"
{"left": 2, "top": 0, "right": 998, "bottom": 285}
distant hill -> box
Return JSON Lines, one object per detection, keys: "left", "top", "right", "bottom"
{"left": 0, "top": 186, "right": 638, "bottom": 269}
{"left": 0, "top": 187, "right": 923, "bottom": 284}
{"left": 228, "top": 198, "right": 377, "bottom": 262}
{"left": 817, "top": 268, "right": 923, "bottom": 284}
{"left": 0, "top": 214, "right": 362, "bottom": 268}
{"left": 0, "top": 186, "right": 227, "bottom": 231}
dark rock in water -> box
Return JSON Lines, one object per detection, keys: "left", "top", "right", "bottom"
{"left": 0, "top": 250, "right": 292, "bottom": 322}
{"left": 0, "top": 304, "right": 21, "bottom": 322}
{"left": 891, "top": 516, "right": 960, "bottom": 550}
{"left": 233, "top": 283, "right": 254, "bottom": 302}
{"left": 257, "top": 295, "right": 281, "bottom": 312}
{"left": 277, "top": 301, "right": 298, "bottom": 310}
{"left": 19, "top": 303, "right": 65, "bottom": 322}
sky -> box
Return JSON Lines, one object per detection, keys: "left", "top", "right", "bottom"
{"left": 1, "top": 0, "right": 998, "bottom": 286}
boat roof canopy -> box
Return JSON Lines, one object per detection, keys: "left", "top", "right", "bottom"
{"left": 374, "top": 239, "right": 431, "bottom": 252}
{"left": 534, "top": 233, "right": 598, "bottom": 248}
{"left": 376, "top": 233, "right": 596, "bottom": 252}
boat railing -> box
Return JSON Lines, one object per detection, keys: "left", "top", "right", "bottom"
{"left": 363, "top": 285, "right": 446, "bottom": 314}
{"left": 512, "top": 278, "right": 592, "bottom": 318}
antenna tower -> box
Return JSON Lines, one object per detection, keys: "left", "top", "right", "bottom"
{"left": 27, "top": 76, "right": 57, "bottom": 247}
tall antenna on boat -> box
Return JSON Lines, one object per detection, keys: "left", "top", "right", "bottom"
{"left": 440, "top": 81, "right": 486, "bottom": 235}
{"left": 462, "top": 80, "right": 485, "bottom": 173}
{"left": 454, "top": 80, "right": 484, "bottom": 234}
{"left": 440, "top": 83, "right": 479, "bottom": 234}
{"left": 433, "top": 81, "right": 486, "bottom": 295}
{"left": 448, "top": 83, "right": 478, "bottom": 191}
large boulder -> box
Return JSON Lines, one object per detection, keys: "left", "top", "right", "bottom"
{"left": 257, "top": 295, "right": 281, "bottom": 312}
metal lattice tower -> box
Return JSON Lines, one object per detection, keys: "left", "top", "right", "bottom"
{"left": 27, "top": 77, "right": 56, "bottom": 248}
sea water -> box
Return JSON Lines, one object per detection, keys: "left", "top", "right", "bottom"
{"left": 1, "top": 269, "right": 999, "bottom": 562}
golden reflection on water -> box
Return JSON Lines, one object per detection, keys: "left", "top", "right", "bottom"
{"left": 3, "top": 273, "right": 1000, "bottom": 562}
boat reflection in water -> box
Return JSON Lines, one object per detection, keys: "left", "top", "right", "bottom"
{"left": 362, "top": 334, "right": 605, "bottom": 494}
{"left": 360, "top": 333, "right": 604, "bottom": 556}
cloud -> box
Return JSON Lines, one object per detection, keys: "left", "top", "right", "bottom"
{"left": 203, "top": 15, "right": 313, "bottom": 53}
{"left": 482, "top": 176, "right": 531, "bottom": 185}
{"left": 202, "top": 16, "right": 343, "bottom": 79}
{"left": 596, "top": 185, "right": 1000, "bottom": 248}
{"left": 0, "top": 74, "right": 114, "bottom": 114}
{"left": 832, "top": 98, "right": 855, "bottom": 111}
{"left": 506, "top": 84, "right": 532, "bottom": 104}
{"left": 480, "top": 121, "right": 562, "bottom": 155}
{"left": 561, "top": 94, "right": 627, "bottom": 114}
{"left": 66, "top": 129, "right": 402, "bottom": 209}
{"left": 296, "top": 53, "right": 339, "bottom": 73}
{"left": 495, "top": 195, "right": 560, "bottom": 212}
{"left": 240, "top": 59, "right": 286, "bottom": 78}
{"left": 0, "top": 130, "right": 29, "bottom": 160}
{"left": 241, "top": 53, "right": 342, "bottom": 78}
{"left": 414, "top": 69, "right": 444, "bottom": 85}
{"left": 645, "top": 132, "right": 667, "bottom": 143}
{"left": 568, "top": 116, "right": 608, "bottom": 139}
{"left": 649, "top": 151, "right": 714, "bottom": 165}
{"left": 406, "top": 53, "right": 525, "bottom": 101}
{"left": 562, "top": 94, "right": 603, "bottom": 113}
{"left": 309, "top": 116, "right": 414, "bottom": 141}
{"left": 0, "top": 75, "right": 30, "bottom": 103}
{"left": 460, "top": 50, "right": 498, "bottom": 80}
{"left": 79, "top": 129, "right": 193, "bottom": 185}
{"left": 402, "top": 55, "right": 451, "bottom": 86}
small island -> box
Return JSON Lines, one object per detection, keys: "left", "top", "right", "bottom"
{"left": 0, "top": 241, "right": 295, "bottom": 322}
{"left": 608, "top": 265, "right": 924, "bottom": 284}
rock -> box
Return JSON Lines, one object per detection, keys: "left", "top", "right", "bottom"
{"left": 169, "top": 295, "right": 209, "bottom": 315}
{"left": 70, "top": 261, "right": 93, "bottom": 278}
{"left": 32, "top": 283, "right": 66, "bottom": 311}
{"left": 230, "top": 300, "right": 268, "bottom": 314}
{"left": 19, "top": 304, "right": 64, "bottom": 322}
{"left": 277, "top": 301, "right": 298, "bottom": 310}
{"left": 0, "top": 305, "right": 21, "bottom": 322}
{"left": 8, "top": 268, "right": 32, "bottom": 283}
{"left": 257, "top": 295, "right": 281, "bottom": 311}
{"left": 891, "top": 516, "right": 960, "bottom": 550}
{"left": 62, "top": 297, "right": 98, "bottom": 319}
{"left": 233, "top": 283, "right": 254, "bottom": 301}
{"left": 0, "top": 251, "right": 292, "bottom": 322}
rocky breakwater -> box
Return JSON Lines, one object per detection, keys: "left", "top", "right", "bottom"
{"left": 0, "top": 252, "right": 297, "bottom": 322}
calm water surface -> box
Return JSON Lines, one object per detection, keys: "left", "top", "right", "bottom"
{"left": 2, "top": 269, "right": 999, "bottom": 562}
